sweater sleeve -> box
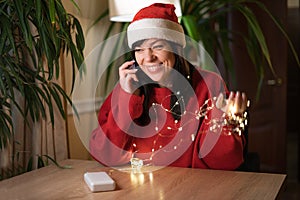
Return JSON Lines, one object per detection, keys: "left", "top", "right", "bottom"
{"left": 196, "top": 108, "right": 246, "bottom": 170}
{"left": 89, "top": 84, "right": 144, "bottom": 166}
{"left": 192, "top": 70, "right": 245, "bottom": 170}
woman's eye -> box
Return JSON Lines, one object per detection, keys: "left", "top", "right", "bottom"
{"left": 134, "top": 48, "right": 143, "bottom": 53}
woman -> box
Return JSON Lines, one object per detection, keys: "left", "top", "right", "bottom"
{"left": 90, "top": 3, "right": 248, "bottom": 170}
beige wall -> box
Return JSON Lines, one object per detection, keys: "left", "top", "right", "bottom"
{"left": 63, "top": 0, "right": 118, "bottom": 159}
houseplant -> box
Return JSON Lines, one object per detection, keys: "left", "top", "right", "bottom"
{"left": 0, "top": 0, "right": 84, "bottom": 178}
{"left": 91, "top": 0, "right": 299, "bottom": 97}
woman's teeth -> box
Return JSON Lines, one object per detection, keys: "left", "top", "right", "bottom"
{"left": 145, "top": 65, "right": 163, "bottom": 72}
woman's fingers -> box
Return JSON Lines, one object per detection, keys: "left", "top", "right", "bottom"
{"left": 233, "top": 91, "right": 248, "bottom": 114}
{"left": 216, "top": 93, "right": 225, "bottom": 109}
{"left": 217, "top": 91, "right": 248, "bottom": 114}
{"left": 119, "top": 60, "right": 135, "bottom": 70}
{"left": 234, "top": 91, "right": 242, "bottom": 112}
{"left": 125, "top": 73, "right": 139, "bottom": 82}
{"left": 119, "top": 61, "right": 139, "bottom": 94}
{"left": 227, "top": 92, "right": 235, "bottom": 112}
{"left": 119, "top": 61, "right": 136, "bottom": 78}
{"left": 131, "top": 74, "right": 139, "bottom": 82}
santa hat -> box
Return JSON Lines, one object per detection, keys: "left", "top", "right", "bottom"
{"left": 127, "top": 3, "right": 186, "bottom": 48}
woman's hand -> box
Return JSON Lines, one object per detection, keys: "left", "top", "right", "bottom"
{"left": 216, "top": 91, "right": 248, "bottom": 115}
{"left": 119, "top": 60, "right": 140, "bottom": 94}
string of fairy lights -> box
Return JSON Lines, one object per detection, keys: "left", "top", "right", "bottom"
{"left": 130, "top": 93, "right": 249, "bottom": 169}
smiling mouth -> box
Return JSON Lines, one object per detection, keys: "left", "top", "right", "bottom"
{"left": 143, "top": 64, "right": 164, "bottom": 73}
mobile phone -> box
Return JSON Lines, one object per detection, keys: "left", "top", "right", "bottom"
{"left": 129, "top": 62, "right": 139, "bottom": 70}
{"left": 128, "top": 62, "right": 150, "bottom": 86}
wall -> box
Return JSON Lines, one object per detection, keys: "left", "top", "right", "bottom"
{"left": 63, "top": 0, "right": 119, "bottom": 159}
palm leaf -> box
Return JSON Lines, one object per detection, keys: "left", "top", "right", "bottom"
{"left": 0, "top": 0, "right": 85, "bottom": 150}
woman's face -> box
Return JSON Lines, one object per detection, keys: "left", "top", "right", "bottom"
{"left": 134, "top": 39, "right": 176, "bottom": 84}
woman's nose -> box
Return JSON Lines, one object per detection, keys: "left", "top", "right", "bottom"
{"left": 144, "top": 48, "right": 156, "bottom": 61}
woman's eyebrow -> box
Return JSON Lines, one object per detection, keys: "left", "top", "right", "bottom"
{"left": 150, "top": 39, "right": 164, "bottom": 46}
{"left": 134, "top": 39, "right": 165, "bottom": 49}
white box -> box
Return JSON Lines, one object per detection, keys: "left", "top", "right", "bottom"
{"left": 84, "top": 172, "right": 116, "bottom": 192}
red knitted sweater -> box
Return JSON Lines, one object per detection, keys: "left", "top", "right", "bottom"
{"left": 90, "top": 68, "right": 245, "bottom": 170}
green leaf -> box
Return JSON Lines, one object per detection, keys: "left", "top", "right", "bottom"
{"left": 235, "top": 5, "right": 275, "bottom": 76}
{"left": 52, "top": 82, "right": 79, "bottom": 119}
{"left": 13, "top": 0, "right": 33, "bottom": 51}
{"left": 73, "top": 16, "right": 85, "bottom": 51}
{"left": 42, "top": 154, "right": 72, "bottom": 169}
{"left": 251, "top": 0, "right": 300, "bottom": 67}
{"left": 0, "top": 0, "right": 85, "bottom": 172}
{"left": 36, "top": 0, "right": 42, "bottom": 25}
{"left": 49, "top": 0, "right": 56, "bottom": 25}
{"left": 104, "top": 23, "right": 129, "bottom": 92}
{"left": 69, "top": 0, "right": 80, "bottom": 13}
{"left": 26, "top": 156, "right": 34, "bottom": 172}
{"left": 0, "top": 109, "right": 12, "bottom": 149}
{"left": 37, "top": 156, "right": 45, "bottom": 168}
{"left": 0, "top": 17, "right": 17, "bottom": 58}
{"left": 181, "top": 15, "right": 201, "bottom": 41}
{"left": 41, "top": 84, "right": 55, "bottom": 125}
{"left": 48, "top": 83, "right": 65, "bottom": 119}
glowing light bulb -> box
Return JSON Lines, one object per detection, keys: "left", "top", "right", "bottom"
{"left": 229, "top": 105, "right": 237, "bottom": 115}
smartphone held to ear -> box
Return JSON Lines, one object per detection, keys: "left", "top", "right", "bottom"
{"left": 129, "top": 62, "right": 139, "bottom": 70}
{"left": 127, "top": 62, "right": 149, "bottom": 85}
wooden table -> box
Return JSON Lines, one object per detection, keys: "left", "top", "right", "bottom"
{"left": 0, "top": 159, "right": 286, "bottom": 200}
